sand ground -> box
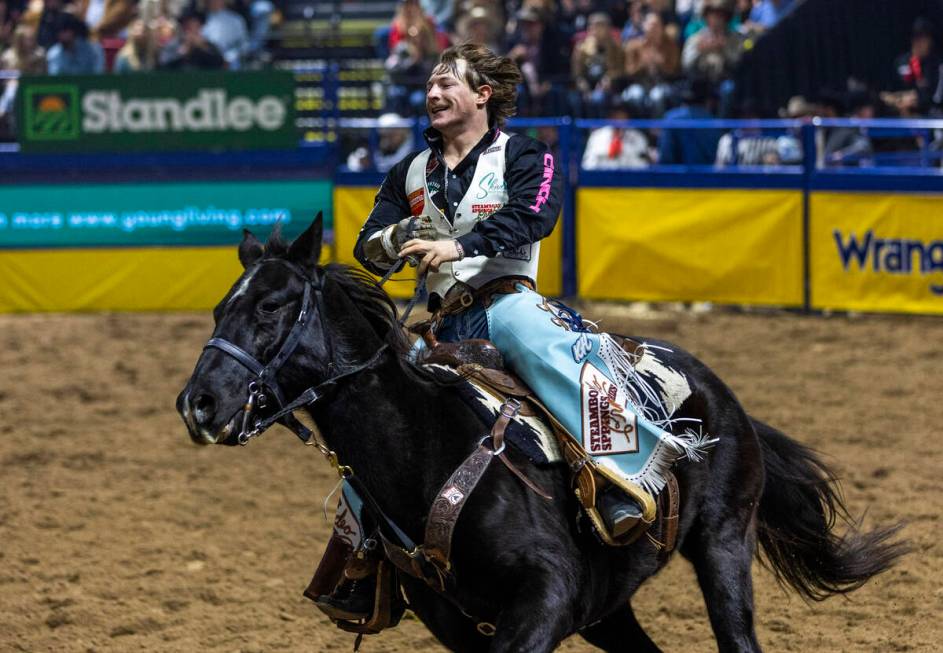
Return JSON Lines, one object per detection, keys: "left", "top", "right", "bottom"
{"left": 1, "top": 304, "right": 939, "bottom": 652}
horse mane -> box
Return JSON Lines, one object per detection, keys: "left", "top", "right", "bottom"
{"left": 262, "top": 228, "right": 442, "bottom": 385}
{"left": 321, "top": 263, "right": 414, "bottom": 357}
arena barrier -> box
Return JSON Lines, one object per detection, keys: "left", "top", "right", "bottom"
{"left": 0, "top": 149, "right": 332, "bottom": 312}
{"left": 2, "top": 114, "right": 943, "bottom": 315}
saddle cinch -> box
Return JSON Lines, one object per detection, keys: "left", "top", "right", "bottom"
{"left": 417, "top": 333, "right": 681, "bottom": 552}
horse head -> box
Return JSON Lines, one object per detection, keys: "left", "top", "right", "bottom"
{"left": 176, "top": 214, "right": 331, "bottom": 446}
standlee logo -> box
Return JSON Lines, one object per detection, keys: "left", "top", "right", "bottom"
{"left": 24, "top": 85, "right": 80, "bottom": 141}
{"left": 82, "top": 89, "right": 287, "bottom": 133}
{"left": 834, "top": 229, "right": 943, "bottom": 295}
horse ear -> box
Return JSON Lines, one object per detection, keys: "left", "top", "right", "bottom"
{"left": 238, "top": 229, "right": 264, "bottom": 268}
{"left": 288, "top": 212, "right": 324, "bottom": 269}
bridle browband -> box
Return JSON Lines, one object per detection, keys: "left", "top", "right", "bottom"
{"left": 202, "top": 259, "right": 387, "bottom": 446}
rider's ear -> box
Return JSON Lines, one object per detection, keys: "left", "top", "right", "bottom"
{"left": 288, "top": 212, "right": 324, "bottom": 269}
{"left": 239, "top": 229, "right": 264, "bottom": 268}
{"left": 476, "top": 84, "right": 492, "bottom": 108}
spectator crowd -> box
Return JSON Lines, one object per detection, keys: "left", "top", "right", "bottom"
{"left": 3, "top": 0, "right": 943, "bottom": 168}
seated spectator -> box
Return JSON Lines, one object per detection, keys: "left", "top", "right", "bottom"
{"left": 46, "top": 14, "right": 104, "bottom": 75}
{"left": 560, "top": 0, "right": 601, "bottom": 36}
{"left": 623, "top": 11, "right": 680, "bottom": 117}
{"left": 36, "top": 0, "right": 68, "bottom": 50}
{"left": 1, "top": 0, "right": 27, "bottom": 51}
{"left": 683, "top": 0, "right": 740, "bottom": 40}
{"left": 389, "top": 0, "right": 449, "bottom": 55}
{"left": 682, "top": 0, "right": 744, "bottom": 84}
{"left": 657, "top": 76, "right": 723, "bottom": 165}
{"left": 113, "top": 18, "right": 156, "bottom": 72}
{"left": 582, "top": 98, "right": 650, "bottom": 169}
{"left": 715, "top": 101, "right": 782, "bottom": 167}
{"left": 453, "top": 4, "right": 502, "bottom": 53}
{"left": 882, "top": 18, "right": 941, "bottom": 117}
{"left": 79, "top": 0, "right": 136, "bottom": 40}
{"left": 158, "top": 10, "right": 225, "bottom": 70}
{"left": 347, "top": 113, "right": 416, "bottom": 172}
{"left": 748, "top": 0, "right": 793, "bottom": 31}
{"left": 246, "top": 0, "right": 274, "bottom": 63}
{"left": 202, "top": 0, "right": 249, "bottom": 69}
{"left": 825, "top": 91, "right": 875, "bottom": 167}
{"left": 385, "top": 3, "right": 443, "bottom": 115}
{"left": 0, "top": 23, "right": 44, "bottom": 136}
{"left": 572, "top": 12, "right": 624, "bottom": 116}
{"left": 1, "top": 23, "right": 45, "bottom": 74}
{"left": 621, "top": 0, "right": 645, "bottom": 42}
{"left": 507, "top": 6, "right": 570, "bottom": 116}
{"left": 422, "top": 0, "right": 453, "bottom": 33}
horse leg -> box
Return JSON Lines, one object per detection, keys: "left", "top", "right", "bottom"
{"left": 401, "top": 580, "right": 492, "bottom": 653}
{"left": 578, "top": 601, "right": 663, "bottom": 653}
{"left": 682, "top": 458, "right": 764, "bottom": 653}
{"left": 487, "top": 575, "right": 575, "bottom": 653}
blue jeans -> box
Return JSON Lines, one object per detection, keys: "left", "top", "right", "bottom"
{"left": 435, "top": 301, "right": 490, "bottom": 341}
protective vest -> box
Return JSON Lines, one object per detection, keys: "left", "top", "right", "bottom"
{"left": 405, "top": 132, "right": 540, "bottom": 298}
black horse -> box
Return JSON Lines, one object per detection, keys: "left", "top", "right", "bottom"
{"left": 177, "top": 217, "right": 906, "bottom": 653}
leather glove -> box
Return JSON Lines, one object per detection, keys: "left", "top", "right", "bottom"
{"left": 363, "top": 215, "right": 435, "bottom": 268}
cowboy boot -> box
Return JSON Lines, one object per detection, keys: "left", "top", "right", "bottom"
{"left": 596, "top": 485, "right": 644, "bottom": 540}
{"left": 310, "top": 545, "right": 379, "bottom": 622}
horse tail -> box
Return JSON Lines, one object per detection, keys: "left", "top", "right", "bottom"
{"left": 751, "top": 417, "right": 909, "bottom": 601}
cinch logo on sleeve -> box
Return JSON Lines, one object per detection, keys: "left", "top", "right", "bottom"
{"left": 834, "top": 229, "right": 943, "bottom": 295}
{"left": 529, "top": 153, "right": 555, "bottom": 213}
{"left": 24, "top": 85, "right": 80, "bottom": 141}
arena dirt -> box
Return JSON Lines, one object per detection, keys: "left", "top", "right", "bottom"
{"left": 1, "top": 304, "right": 939, "bottom": 652}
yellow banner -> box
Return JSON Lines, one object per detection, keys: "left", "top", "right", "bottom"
{"left": 0, "top": 245, "right": 332, "bottom": 313}
{"left": 577, "top": 188, "right": 804, "bottom": 306}
{"left": 333, "top": 186, "right": 562, "bottom": 298}
{"left": 810, "top": 192, "right": 943, "bottom": 314}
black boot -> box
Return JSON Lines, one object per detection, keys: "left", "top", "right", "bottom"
{"left": 314, "top": 574, "right": 377, "bottom": 622}
{"left": 597, "top": 485, "right": 644, "bottom": 539}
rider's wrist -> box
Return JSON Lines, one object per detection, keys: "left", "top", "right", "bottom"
{"left": 454, "top": 239, "right": 465, "bottom": 261}
{"left": 380, "top": 225, "right": 399, "bottom": 260}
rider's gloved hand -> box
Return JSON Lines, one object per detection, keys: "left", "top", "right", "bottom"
{"left": 363, "top": 215, "right": 435, "bottom": 269}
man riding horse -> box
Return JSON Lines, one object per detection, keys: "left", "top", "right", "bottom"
{"left": 313, "top": 43, "right": 653, "bottom": 621}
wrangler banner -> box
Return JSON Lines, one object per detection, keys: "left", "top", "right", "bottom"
{"left": 577, "top": 188, "right": 804, "bottom": 306}
{"left": 14, "top": 71, "right": 296, "bottom": 153}
{"left": 810, "top": 192, "right": 943, "bottom": 315}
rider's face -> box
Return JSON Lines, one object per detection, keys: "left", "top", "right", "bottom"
{"left": 425, "top": 61, "right": 483, "bottom": 132}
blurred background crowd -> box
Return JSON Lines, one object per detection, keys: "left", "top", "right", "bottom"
{"left": 2, "top": 0, "right": 943, "bottom": 167}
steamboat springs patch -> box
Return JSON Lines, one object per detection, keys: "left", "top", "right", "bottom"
{"left": 580, "top": 362, "right": 639, "bottom": 456}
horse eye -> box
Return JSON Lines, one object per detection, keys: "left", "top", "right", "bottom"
{"left": 258, "top": 301, "right": 282, "bottom": 315}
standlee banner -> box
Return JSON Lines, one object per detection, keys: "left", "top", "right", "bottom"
{"left": 810, "top": 192, "right": 943, "bottom": 315}
{"left": 15, "top": 71, "right": 296, "bottom": 153}
{"left": 577, "top": 188, "right": 804, "bottom": 307}
{"left": 0, "top": 179, "right": 331, "bottom": 248}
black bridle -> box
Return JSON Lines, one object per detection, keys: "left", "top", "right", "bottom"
{"left": 202, "top": 260, "right": 387, "bottom": 446}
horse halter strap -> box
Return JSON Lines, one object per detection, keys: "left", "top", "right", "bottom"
{"left": 202, "top": 262, "right": 386, "bottom": 447}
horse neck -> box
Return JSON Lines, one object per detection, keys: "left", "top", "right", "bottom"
{"left": 309, "top": 356, "right": 472, "bottom": 535}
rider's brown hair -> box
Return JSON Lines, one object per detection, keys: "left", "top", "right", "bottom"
{"left": 434, "top": 43, "right": 522, "bottom": 128}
